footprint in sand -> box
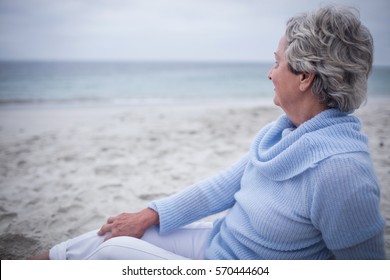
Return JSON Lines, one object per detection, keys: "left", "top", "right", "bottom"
{"left": 0, "top": 212, "right": 18, "bottom": 231}
{"left": 95, "top": 165, "right": 118, "bottom": 176}
{"left": 0, "top": 234, "right": 38, "bottom": 260}
{"left": 99, "top": 184, "right": 123, "bottom": 190}
{"left": 138, "top": 193, "right": 170, "bottom": 201}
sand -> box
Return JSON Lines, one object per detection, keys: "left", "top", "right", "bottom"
{"left": 0, "top": 100, "right": 389, "bottom": 259}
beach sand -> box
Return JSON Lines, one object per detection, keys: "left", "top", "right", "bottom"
{"left": 0, "top": 100, "right": 389, "bottom": 259}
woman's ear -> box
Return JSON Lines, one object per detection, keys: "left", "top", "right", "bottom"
{"left": 299, "top": 72, "right": 314, "bottom": 92}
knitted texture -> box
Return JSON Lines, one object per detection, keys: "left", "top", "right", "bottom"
{"left": 149, "top": 109, "right": 385, "bottom": 259}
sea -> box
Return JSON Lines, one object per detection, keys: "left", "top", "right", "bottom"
{"left": 0, "top": 61, "right": 389, "bottom": 109}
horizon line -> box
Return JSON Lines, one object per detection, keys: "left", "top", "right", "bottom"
{"left": 0, "top": 58, "right": 388, "bottom": 67}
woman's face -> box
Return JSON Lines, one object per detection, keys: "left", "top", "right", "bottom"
{"left": 268, "top": 36, "right": 302, "bottom": 110}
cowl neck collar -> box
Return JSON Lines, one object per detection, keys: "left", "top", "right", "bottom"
{"left": 250, "top": 109, "right": 368, "bottom": 181}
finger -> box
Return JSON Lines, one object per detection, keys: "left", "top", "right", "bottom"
{"left": 97, "top": 224, "right": 111, "bottom": 236}
{"left": 104, "top": 228, "right": 118, "bottom": 241}
{"left": 97, "top": 227, "right": 104, "bottom": 236}
{"left": 107, "top": 216, "right": 116, "bottom": 224}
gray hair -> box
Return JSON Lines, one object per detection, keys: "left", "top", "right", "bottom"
{"left": 284, "top": 5, "right": 373, "bottom": 112}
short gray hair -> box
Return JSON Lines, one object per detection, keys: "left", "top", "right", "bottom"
{"left": 284, "top": 5, "right": 373, "bottom": 112}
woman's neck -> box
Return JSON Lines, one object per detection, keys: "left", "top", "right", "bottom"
{"left": 287, "top": 99, "right": 328, "bottom": 127}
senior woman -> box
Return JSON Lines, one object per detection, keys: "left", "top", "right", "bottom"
{"left": 32, "top": 5, "right": 386, "bottom": 260}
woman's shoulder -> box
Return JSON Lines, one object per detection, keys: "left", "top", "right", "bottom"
{"left": 309, "top": 151, "right": 380, "bottom": 194}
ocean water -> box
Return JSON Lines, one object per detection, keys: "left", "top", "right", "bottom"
{"left": 0, "top": 61, "right": 389, "bottom": 108}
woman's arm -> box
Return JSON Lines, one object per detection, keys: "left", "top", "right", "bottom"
{"left": 149, "top": 154, "right": 249, "bottom": 234}
{"left": 310, "top": 154, "right": 386, "bottom": 259}
{"left": 332, "top": 232, "right": 386, "bottom": 259}
{"left": 97, "top": 154, "right": 249, "bottom": 239}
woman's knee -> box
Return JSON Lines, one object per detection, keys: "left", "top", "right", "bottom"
{"left": 85, "top": 236, "right": 188, "bottom": 260}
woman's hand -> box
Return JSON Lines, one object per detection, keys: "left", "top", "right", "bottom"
{"left": 97, "top": 208, "right": 159, "bottom": 241}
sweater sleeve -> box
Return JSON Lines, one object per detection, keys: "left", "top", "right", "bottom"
{"left": 310, "top": 153, "right": 386, "bottom": 259}
{"left": 332, "top": 232, "right": 386, "bottom": 259}
{"left": 148, "top": 154, "right": 249, "bottom": 234}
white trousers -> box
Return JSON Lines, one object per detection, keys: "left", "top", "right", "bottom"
{"left": 49, "top": 222, "right": 213, "bottom": 260}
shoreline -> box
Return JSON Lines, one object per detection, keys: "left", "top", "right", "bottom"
{"left": 0, "top": 97, "right": 277, "bottom": 111}
{"left": 0, "top": 100, "right": 389, "bottom": 259}
{"left": 0, "top": 93, "right": 388, "bottom": 110}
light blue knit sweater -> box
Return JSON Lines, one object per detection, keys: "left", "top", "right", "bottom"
{"left": 149, "top": 109, "right": 386, "bottom": 259}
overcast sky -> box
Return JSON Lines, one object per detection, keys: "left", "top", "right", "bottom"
{"left": 0, "top": 0, "right": 389, "bottom": 65}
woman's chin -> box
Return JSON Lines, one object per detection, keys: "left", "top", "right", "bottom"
{"left": 273, "top": 96, "right": 280, "bottom": 107}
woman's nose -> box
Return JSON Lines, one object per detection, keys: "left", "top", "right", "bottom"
{"left": 268, "top": 69, "right": 272, "bottom": 80}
